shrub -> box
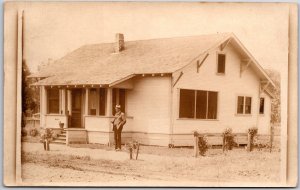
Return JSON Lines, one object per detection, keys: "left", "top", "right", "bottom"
{"left": 198, "top": 135, "right": 209, "bottom": 156}
{"left": 40, "top": 128, "right": 54, "bottom": 142}
{"left": 248, "top": 127, "right": 258, "bottom": 136}
{"left": 247, "top": 127, "right": 258, "bottom": 151}
{"left": 29, "top": 128, "right": 38, "bottom": 137}
{"left": 222, "top": 128, "right": 237, "bottom": 151}
{"left": 21, "top": 128, "right": 27, "bottom": 137}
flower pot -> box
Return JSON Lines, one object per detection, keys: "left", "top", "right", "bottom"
{"left": 59, "top": 122, "right": 64, "bottom": 129}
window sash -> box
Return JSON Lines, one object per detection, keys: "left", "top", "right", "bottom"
{"left": 87, "top": 88, "right": 106, "bottom": 116}
{"left": 259, "top": 98, "right": 265, "bottom": 114}
{"left": 236, "top": 96, "right": 252, "bottom": 114}
{"left": 245, "top": 97, "right": 252, "bottom": 114}
{"left": 179, "top": 89, "right": 218, "bottom": 119}
{"left": 99, "top": 88, "right": 106, "bottom": 116}
{"left": 217, "top": 54, "right": 226, "bottom": 73}
{"left": 47, "top": 89, "right": 59, "bottom": 114}
{"left": 179, "top": 89, "right": 195, "bottom": 118}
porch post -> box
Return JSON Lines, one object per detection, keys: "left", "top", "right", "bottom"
{"left": 85, "top": 88, "right": 89, "bottom": 115}
{"left": 40, "top": 86, "right": 47, "bottom": 128}
{"left": 106, "top": 88, "right": 113, "bottom": 145}
{"left": 106, "top": 88, "right": 112, "bottom": 116}
{"left": 61, "top": 89, "right": 66, "bottom": 115}
{"left": 67, "top": 90, "right": 72, "bottom": 115}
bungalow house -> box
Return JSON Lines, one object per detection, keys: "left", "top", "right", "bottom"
{"left": 30, "top": 33, "right": 275, "bottom": 146}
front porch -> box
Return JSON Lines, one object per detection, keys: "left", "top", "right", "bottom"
{"left": 39, "top": 85, "right": 133, "bottom": 145}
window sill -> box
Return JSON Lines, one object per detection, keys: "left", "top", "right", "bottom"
{"left": 177, "top": 118, "right": 219, "bottom": 121}
{"left": 259, "top": 114, "right": 265, "bottom": 116}
{"left": 216, "top": 72, "right": 225, "bottom": 75}
{"left": 45, "top": 114, "right": 65, "bottom": 116}
{"left": 84, "top": 115, "right": 134, "bottom": 119}
{"left": 235, "top": 114, "right": 252, "bottom": 117}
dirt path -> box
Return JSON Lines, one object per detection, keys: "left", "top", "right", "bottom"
{"left": 21, "top": 142, "right": 281, "bottom": 186}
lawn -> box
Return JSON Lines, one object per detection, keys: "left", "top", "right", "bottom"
{"left": 21, "top": 142, "right": 281, "bottom": 186}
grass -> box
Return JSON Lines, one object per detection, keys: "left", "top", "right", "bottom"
{"left": 22, "top": 147, "right": 281, "bottom": 184}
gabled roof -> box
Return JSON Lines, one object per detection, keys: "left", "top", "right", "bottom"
{"left": 31, "top": 33, "right": 275, "bottom": 88}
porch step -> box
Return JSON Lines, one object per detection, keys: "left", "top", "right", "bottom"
{"left": 58, "top": 134, "right": 66, "bottom": 138}
{"left": 56, "top": 136, "right": 66, "bottom": 141}
{"left": 52, "top": 130, "right": 67, "bottom": 145}
{"left": 51, "top": 140, "right": 66, "bottom": 145}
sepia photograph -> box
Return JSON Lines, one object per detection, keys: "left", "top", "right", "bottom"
{"left": 3, "top": 1, "right": 298, "bottom": 187}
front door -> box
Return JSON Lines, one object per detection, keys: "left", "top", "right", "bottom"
{"left": 71, "top": 89, "right": 82, "bottom": 128}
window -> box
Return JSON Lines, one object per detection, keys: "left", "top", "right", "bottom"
{"left": 112, "top": 88, "right": 126, "bottom": 115}
{"left": 259, "top": 97, "right": 265, "bottom": 114}
{"left": 236, "top": 96, "right": 252, "bottom": 114}
{"left": 47, "top": 89, "right": 59, "bottom": 114}
{"left": 179, "top": 89, "right": 218, "bottom": 119}
{"left": 179, "top": 89, "right": 195, "bottom": 118}
{"left": 99, "top": 88, "right": 106, "bottom": 116}
{"left": 217, "top": 53, "right": 226, "bottom": 74}
{"left": 88, "top": 88, "right": 97, "bottom": 115}
{"left": 88, "top": 88, "right": 106, "bottom": 116}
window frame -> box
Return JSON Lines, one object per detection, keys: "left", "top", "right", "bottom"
{"left": 235, "top": 95, "right": 252, "bottom": 115}
{"left": 216, "top": 52, "right": 226, "bottom": 75}
{"left": 47, "top": 88, "right": 60, "bottom": 114}
{"left": 87, "top": 88, "right": 107, "bottom": 116}
{"left": 178, "top": 88, "right": 219, "bottom": 120}
{"left": 112, "top": 88, "right": 127, "bottom": 115}
{"left": 259, "top": 97, "right": 265, "bottom": 115}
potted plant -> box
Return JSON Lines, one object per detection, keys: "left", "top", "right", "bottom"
{"left": 59, "top": 121, "right": 64, "bottom": 129}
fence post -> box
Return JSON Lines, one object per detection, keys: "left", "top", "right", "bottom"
{"left": 135, "top": 143, "right": 140, "bottom": 160}
{"left": 194, "top": 132, "right": 199, "bottom": 157}
{"left": 247, "top": 133, "right": 251, "bottom": 152}
{"left": 222, "top": 134, "right": 226, "bottom": 152}
{"left": 270, "top": 126, "right": 273, "bottom": 153}
{"left": 129, "top": 147, "right": 133, "bottom": 160}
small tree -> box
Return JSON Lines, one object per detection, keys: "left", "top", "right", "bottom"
{"left": 22, "top": 60, "right": 40, "bottom": 126}
{"left": 222, "top": 128, "right": 237, "bottom": 151}
{"left": 247, "top": 127, "right": 258, "bottom": 152}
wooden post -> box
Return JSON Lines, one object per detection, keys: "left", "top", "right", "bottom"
{"left": 67, "top": 90, "right": 72, "bottom": 115}
{"left": 61, "top": 89, "right": 66, "bottom": 115}
{"left": 129, "top": 147, "right": 133, "bottom": 160}
{"left": 247, "top": 133, "right": 251, "bottom": 152}
{"left": 40, "top": 86, "right": 47, "bottom": 128}
{"left": 222, "top": 134, "right": 226, "bottom": 152}
{"left": 194, "top": 135, "right": 199, "bottom": 157}
{"left": 106, "top": 88, "right": 112, "bottom": 116}
{"left": 270, "top": 126, "right": 273, "bottom": 153}
{"left": 85, "top": 88, "right": 89, "bottom": 116}
{"left": 135, "top": 143, "right": 140, "bottom": 160}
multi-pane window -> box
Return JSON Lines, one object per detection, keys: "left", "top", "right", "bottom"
{"left": 179, "top": 89, "right": 218, "bottom": 119}
{"left": 88, "top": 88, "right": 106, "bottom": 116}
{"left": 217, "top": 53, "right": 226, "bottom": 74}
{"left": 236, "top": 96, "right": 252, "bottom": 114}
{"left": 88, "top": 89, "right": 97, "bottom": 115}
{"left": 47, "top": 89, "right": 59, "bottom": 114}
{"left": 99, "top": 88, "right": 106, "bottom": 116}
{"left": 259, "top": 97, "right": 265, "bottom": 114}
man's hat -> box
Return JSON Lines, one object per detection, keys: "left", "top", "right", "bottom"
{"left": 115, "top": 104, "right": 121, "bottom": 109}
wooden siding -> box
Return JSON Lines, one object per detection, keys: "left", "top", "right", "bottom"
{"left": 45, "top": 115, "right": 67, "bottom": 128}
{"left": 257, "top": 92, "right": 272, "bottom": 134}
{"left": 172, "top": 43, "right": 264, "bottom": 139}
{"left": 66, "top": 129, "right": 87, "bottom": 144}
{"left": 85, "top": 116, "right": 133, "bottom": 132}
{"left": 126, "top": 76, "right": 172, "bottom": 134}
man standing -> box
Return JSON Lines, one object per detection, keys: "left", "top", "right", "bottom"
{"left": 112, "top": 105, "right": 126, "bottom": 151}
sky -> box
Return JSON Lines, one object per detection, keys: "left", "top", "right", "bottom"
{"left": 20, "top": 2, "right": 289, "bottom": 73}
